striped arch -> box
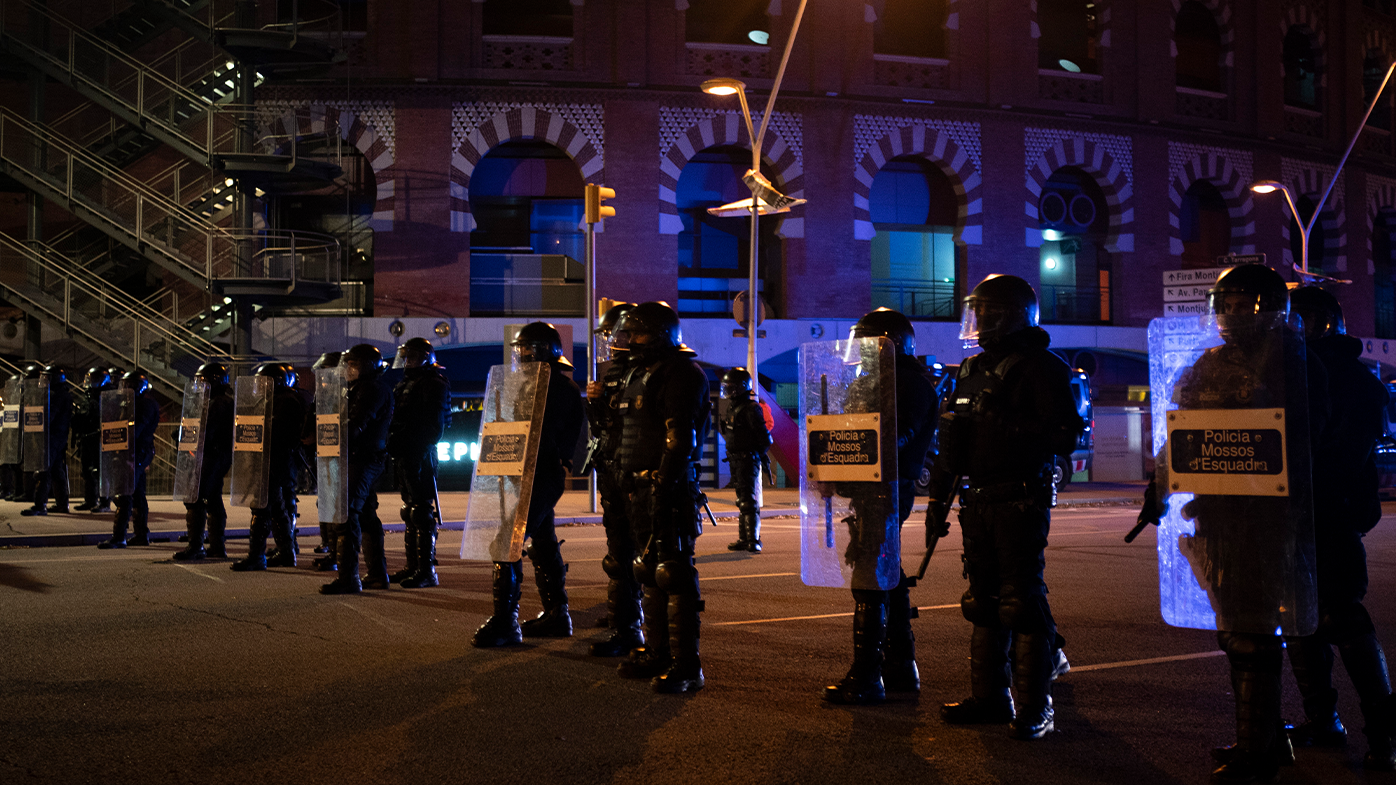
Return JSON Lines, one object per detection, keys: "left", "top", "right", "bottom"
{"left": 266, "top": 106, "right": 395, "bottom": 231}
{"left": 1367, "top": 181, "right": 1396, "bottom": 275}
{"left": 1029, "top": 0, "right": 1112, "bottom": 48}
{"left": 1167, "top": 152, "right": 1256, "bottom": 256}
{"left": 1024, "top": 137, "right": 1134, "bottom": 252}
{"left": 449, "top": 108, "right": 604, "bottom": 232}
{"left": 1168, "top": 0, "right": 1235, "bottom": 70}
{"left": 1281, "top": 5, "right": 1327, "bottom": 91}
{"left": 852, "top": 125, "right": 982, "bottom": 244}
{"left": 658, "top": 115, "right": 804, "bottom": 238}
{"left": 1279, "top": 168, "right": 1346, "bottom": 272}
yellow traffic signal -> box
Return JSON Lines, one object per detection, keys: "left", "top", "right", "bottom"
{"left": 585, "top": 183, "right": 616, "bottom": 223}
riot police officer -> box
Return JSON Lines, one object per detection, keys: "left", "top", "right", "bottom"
{"left": 71, "top": 368, "right": 112, "bottom": 513}
{"left": 388, "top": 337, "right": 452, "bottom": 589}
{"left": 611, "top": 303, "right": 711, "bottom": 693}
{"left": 585, "top": 302, "right": 646, "bottom": 657}
{"left": 99, "top": 371, "right": 160, "bottom": 549}
{"left": 311, "top": 351, "right": 342, "bottom": 569}
{"left": 321, "top": 344, "right": 394, "bottom": 594}
{"left": 232, "top": 363, "right": 307, "bottom": 571}
{"left": 719, "top": 367, "right": 770, "bottom": 553}
{"left": 934, "top": 275, "right": 1085, "bottom": 739}
{"left": 0, "top": 372, "right": 18, "bottom": 500}
{"left": 473, "top": 323, "right": 585, "bottom": 646}
{"left": 22, "top": 364, "right": 73, "bottom": 515}
{"left": 822, "top": 308, "right": 938, "bottom": 705}
{"left": 174, "top": 363, "right": 234, "bottom": 561}
{"left": 1282, "top": 286, "right": 1394, "bottom": 771}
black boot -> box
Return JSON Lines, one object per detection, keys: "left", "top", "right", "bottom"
{"left": 231, "top": 519, "right": 269, "bottom": 571}
{"left": 206, "top": 509, "right": 227, "bottom": 559}
{"left": 884, "top": 574, "right": 919, "bottom": 692}
{"left": 653, "top": 593, "right": 704, "bottom": 694}
{"left": 1008, "top": 632, "right": 1055, "bottom": 740}
{"left": 1212, "top": 654, "right": 1283, "bottom": 784}
{"left": 391, "top": 507, "right": 419, "bottom": 583}
{"left": 19, "top": 505, "right": 46, "bottom": 516}
{"left": 90, "top": 497, "right": 111, "bottom": 514}
{"left": 619, "top": 587, "right": 671, "bottom": 679}
{"left": 401, "top": 512, "right": 439, "bottom": 588}
{"left": 99, "top": 499, "right": 132, "bottom": 549}
{"left": 1286, "top": 635, "right": 1346, "bottom": 746}
{"left": 1337, "top": 633, "right": 1396, "bottom": 771}
{"left": 361, "top": 526, "right": 389, "bottom": 590}
{"left": 823, "top": 589, "right": 888, "bottom": 705}
{"left": 173, "top": 507, "right": 206, "bottom": 561}
{"left": 320, "top": 526, "right": 362, "bottom": 594}
{"left": 314, "top": 525, "right": 339, "bottom": 571}
{"left": 747, "top": 510, "right": 762, "bottom": 553}
{"left": 267, "top": 516, "right": 298, "bottom": 568}
{"left": 727, "top": 512, "right": 751, "bottom": 551}
{"left": 590, "top": 575, "right": 644, "bottom": 657}
{"left": 473, "top": 561, "right": 523, "bottom": 647}
{"left": 943, "top": 626, "right": 1015, "bottom": 724}
{"left": 521, "top": 548, "right": 571, "bottom": 638}
{"left": 128, "top": 503, "right": 150, "bottom": 546}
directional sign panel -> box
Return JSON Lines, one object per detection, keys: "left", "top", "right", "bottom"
{"left": 1164, "top": 301, "right": 1210, "bottom": 317}
{"left": 1164, "top": 284, "right": 1214, "bottom": 302}
{"left": 1163, "top": 267, "right": 1228, "bottom": 286}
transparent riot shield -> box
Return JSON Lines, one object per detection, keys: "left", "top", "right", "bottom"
{"left": 230, "top": 376, "right": 274, "bottom": 509}
{"left": 99, "top": 388, "right": 135, "bottom": 498}
{"left": 798, "top": 337, "right": 901, "bottom": 591}
{"left": 21, "top": 376, "right": 49, "bottom": 472}
{"left": 0, "top": 377, "right": 20, "bottom": 465}
{"left": 460, "top": 362, "right": 550, "bottom": 562}
{"left": 1149, "top": 313, "right": 1316, "bottom": 636}
{"left": 315, "top": 364, "right": 349, "bottom": 525}
{"left": 172, "top": 378, "right": 211, "bottom": 502}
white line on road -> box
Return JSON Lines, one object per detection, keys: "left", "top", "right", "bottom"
{"left": 701, "top": 572, "right": 799, "bottom": 581}
{"left": 1067, "top": 650, "right": 1225, "bottom": 673}
{"left": 173, "top": 564, "right": 222, "bottom": 582}
{"left": 712, "top": 603, "right": 960, "bottom": 627}
{"left": 336, "top": 601, "right": 401, "bottom": 630}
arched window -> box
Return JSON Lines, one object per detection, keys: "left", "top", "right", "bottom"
{"left": 675, "top": 145, "right": 782, "bottom": 317}
{"left": 867, "top": 157, "right": 959, "bottom": 318}
{"left": 1365, "top": 50, "right": 1393, "bottom": 131}
{"left": 1288, "top": 195, "right": 1328, "bottom": 273}
{"left": 1283, "top": 26, "right": 1319, "bottom": 109}
{"left": 873, "top": 0, "right": 948, "bottom": 60}
{"left": 468, "top": 140, "right": 585, "bottom": 317}
{"left": 1374, "top": 208, "right": 1396, "bottom": 338}
{"left": 686, "top": 0, "right": 771, "bottom": 46}
{"left": 482, "top": 0, "right": 573, "bottom": 37}
{"left": 1179, "top": 180, "right": 1229, "bottom": 269}
{"left": 1038, "top": 0, "right": 1099, "bottom": 75}
{"left": 1038, "top": 167, "right": 1110, "bottom": 323}
{"left": 1175, "top": 1, "right": 1222, "bottom": 92}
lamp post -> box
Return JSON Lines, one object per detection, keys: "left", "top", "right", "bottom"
{"left": 699, "top": 0, "right": 809, "bottom": 387}
{"left": 1252, "top": 61, "right": 1396, "bottom": 282}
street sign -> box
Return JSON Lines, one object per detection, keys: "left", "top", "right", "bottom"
{"left": 1164, "top": 301, "right": 1210, "bottom": 317}
{"left": 733, "top": 290, "right": 766, "bottom": 327}
{"left": 1162, "top": 267, "right": 1228, "bottom": 286}
{"left": 1164, "top": 284, "right": 1214, "bottom": 302}
{"left": 1216, "top": 253, "right": 1266, "bottom": 266}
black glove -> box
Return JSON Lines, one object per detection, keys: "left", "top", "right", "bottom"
{"left": 1125, "top": 478, "right": 1162, "bottom": 543}
{"left": 925, "top": 499, "right": 951, "bottom": 547}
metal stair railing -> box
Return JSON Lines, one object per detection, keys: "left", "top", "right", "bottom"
{"left": 0, "top": 108, "right": 342, "bottom": 292}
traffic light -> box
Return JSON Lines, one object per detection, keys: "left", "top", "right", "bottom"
{"left": 585, "top": 183, "right": 616, "bottom": 224}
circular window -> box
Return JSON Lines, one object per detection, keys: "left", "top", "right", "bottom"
{"left": 1069, "top": 194, "right": 1097, "bottom": 227}
{"left": 1040, "top": 192, "right": 1068, "bottom": 224}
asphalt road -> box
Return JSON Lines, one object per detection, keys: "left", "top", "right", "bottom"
{"left": 2, "top": 502, "right": 1395, "bottom": 785}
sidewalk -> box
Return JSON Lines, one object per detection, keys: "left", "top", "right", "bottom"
{"left": 0, "top": 481, "right": 1148, "bottom": 548}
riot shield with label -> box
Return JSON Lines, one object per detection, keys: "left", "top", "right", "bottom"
{"left": 798, "top": 337, "right": 901, "bottom": 591}
{"left": 460, "top": 362, "right": 550, "bottom": 562}
{"left": 172, "top": 378, "right": 212, "bottom": 502}
{"left": 0, "top": 377, "right": 20, "bottom": 465}
{"left": 230, "top": 376, "right": 274, "bottom": 509}
{"left": 315, "top": 364, "right": 349, "bottom": 525}
{"left": 21, "top": 376, "right": 49, "bottom": 472}
{"left": 1149, "top": 313, "right": 1316, "bottom": 636}
{"left": 99, "top": 388, "right": 135, "bottom": 498}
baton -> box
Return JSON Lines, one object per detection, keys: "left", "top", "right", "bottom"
{"left": 915, "top": 476, "right": 962, "bottom": 580}
{"left": 1124, "top": 480, "right": 1161, "bottom": 543}
{"left": 819, "top": 373, "right": 833, "bottom": 548}
{"left": 698, "top": 494, "right": 719, "bottom": 529}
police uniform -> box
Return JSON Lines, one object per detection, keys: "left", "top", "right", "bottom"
{"left": 25, "top": 367, "right": 73, "bottom": 515}
{"left": 176, "top": 368, "right": 234, "bottom": 561}
{"left": 719, "top": 369, "right": 771, "bottom": 553}
{"left": 389, "top": 360, "right": 451, "bottom": 588}
{"left": 588, "top": 352, "right": 646, "bottom": 656}
{"left": 100, "top": 375, "right": 160, "bottom": 548}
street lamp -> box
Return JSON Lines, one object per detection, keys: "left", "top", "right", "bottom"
{"left": 699, "top": 0, "right": 809, "bottom": 388}
{"left": 1251, "top": 61, "right": 1396, "bottom": 283}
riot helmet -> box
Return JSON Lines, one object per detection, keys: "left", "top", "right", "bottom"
{"left": 22, "top": 363, "right": 41, "bottom": 379}
{"left": 313, "top": 351, "right": 341, "bottom": 370}
{"left": 43, "top": 364, "right": 66, "bottom": 383}
{"left": 84, "top": 367, "right": 111, "bottom": 390}
{"left": 596, "top": 302, "right": 635, "bottom": 362}
{"left": 120, "top": 371, "right": 150, "bottom": 396}
{"left": 850, "top": 308, "right": 916, "bottom": 358}
{"left": 106, "top": 368, "right": 124, "bottom": 389}
{"left": 721, "top": 367, "right": 755, "bottom": 400}
{"left": 195, "top": 362, "right": 229, "bottom": 388}
{"left": 393, "top": 336, "right": 436, "bottom": 370}
{"left": 253, "top": 362, "right": 291, "bottom": 388}
{"left": 511, "top": 322, "right": 572, "bottom": 368}
{"left": 1289, "top": 285, "right": 1345, "bottom": 341}
{"left": 615, "top": 302, "right": 684, "bottom": 363}
{"left": 280, "top": 363, "right": 298, "bottom": 389}
{"left": 1208, "top": 264, "right": 1289, "bottom": 345}
{"left": 960, "top": 274, "right": 1040, "bottom": 351}
{"left": 343, "top": 344, "right": 382, "bottom": 382}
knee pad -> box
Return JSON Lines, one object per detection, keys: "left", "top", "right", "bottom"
{"left": 960, "top": 588, "right": 998, "bottom": 627}
{"left": 1220, "top": 632, "right": 1283, "bottom": 671}
{"left": 633, "top": 555, "right": 658, "bottom": 588}
{"left": 399, "top": 504, "right": 412, "bottom": 524}
{"left": 602, "top": 553, "right": 628, "bottom": 581}
{"left": 655, "top": 558, "right": 699, "bottom": 596}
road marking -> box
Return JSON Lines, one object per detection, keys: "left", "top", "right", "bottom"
{"left": 336, "top": 601, "right": 400, "bottom": 630}
{"left": 173, "top": 564, "right": 222, "bottom": 582}
{"left": 712, "top": 603, "right": 959, "bottom": 627}
{"left": 701, "top": 572, "right": 798, "bottom": 581}
{"left": 1068, "top": 650, "right": 1225, "bottom": 673}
